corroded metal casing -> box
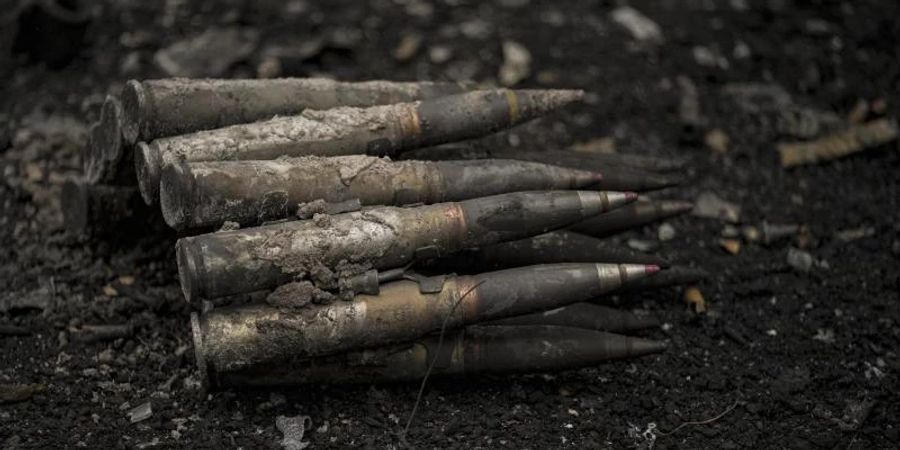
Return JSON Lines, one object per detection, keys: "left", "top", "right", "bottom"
{"left": 191, "top": 262, "right": 659, "bottom": 382}
{"left": 402, "top": 146, "right": 688, "bottom": 173}
{"left": 400, "top": 147, "right": 684, "bottom": 191}
{"left": 425, "top": 230, "right": 669, "bottom": 274}
{"left": 85, "top": 96, "right": 132, "bottom": 185}
{"left": 121, "top": 78, "right": 475, "bottom": 144}
{"left": 159, "top": 155, "right": 604, "bottom": 230}
{"left": 569, "top": 199, "right": 694, "bottom": 239}
{"left": 484, "top": 303, "right": 660, "bottom": 332}
{"left": 135, "top": 88, "right": 583, "bottom": 204}
{"left": 176, "top": 190, "right": 635, "bottom": 304}
{"left": 198, "top": 324, "right": 667, "bottom": 389}
{"left": 60, "top": 179, "right": 144, "bottom": 236}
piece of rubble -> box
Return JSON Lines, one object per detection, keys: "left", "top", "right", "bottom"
{"left": 127, "top": 401, "right": 153, "bottom": 423}
{"left": 0, "top": 383, "right": 46, "bottom": 403}
{"left": 778, "top": 118, "right": 898, "bottom": 168}
{"left": 154, "top": 27, "right": 259, "bottom": 78}
{"left": 571, "top": 137, "right": 616, "bottom": 154}
{"left": 657, "top": 223, "right": 676, "bottom": 241}
{"left": 676, "top": 76, "right": 704, "bottom": 128}
{"left": 610, "top": 6, "right": 664, "bottom": 44}
{"left": 704, "top": 128, "right": 730, "bottom": 153}
{"left": 693, "top": 192, "right": 741, "bottom": 223}
{"left": 719, "top": 238, "right": 741, "bottom": 255}
{"left": 499, "top": 40, "right": 531, "bottom": 86}
{"left": 683, "top": 287, "right": 706, "bottom": 313}
{"left": 393, "top": 33, "right": 422, "bottom": 62}
{"left": 277, "top": 415, "right": 312, "bottom": 450}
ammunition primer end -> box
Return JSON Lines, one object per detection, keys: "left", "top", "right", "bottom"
{"left": 135, "top": 141, "right": 163, "bottom": 206}
{"left": 121, "top": 80, "right": 147, "bottom": 145}
{"left": 176, "top": 238, "right": 202, "bottom": 306}
{"left": 191, "top": 312, "right": 212, "bottom": 391}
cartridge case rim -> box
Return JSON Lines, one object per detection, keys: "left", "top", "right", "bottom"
{"left": 159, "top": 161, "right": 195, "bottom": 229}
{"left": 99, "top": 95, "right": 124, "bottom": 163}
{"left": 191, "top": 312, "right": 212, "bottom": 391}
{"left": 121, "top": 80, "right": 147, "bottom": 145}
{"left": 135, "top": 141, "right": 163, "bottom": 205}
{"left": 176, "top": 238, "right": 203, "bottom": 305}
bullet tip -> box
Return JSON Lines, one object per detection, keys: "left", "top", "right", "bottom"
{"left": 645, "top": 264, "right": 661, "bottom": 275}
{"left": 625, "top": 192, "right": 639, "bottom": 202}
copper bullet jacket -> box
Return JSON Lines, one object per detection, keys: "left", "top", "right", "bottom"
{"left": 121, "top": 78, "right": 475, "bottom": 145}
{"left": 175, "top": 190, "right": 636, "bottom": 305}
{"left": 191, "top": 263, "right": 660, "bottom": 381}
{"left": 199, "top": 324, "right": 667, "bottom": 389}
{"left": 134, "top": 88, "right": 583, "bottom": 205}
{"left": 569, "top": 199, "right": 695, "bottom": 239}
{"left": 159, "top": 156, "right": 604, "bottom": 231}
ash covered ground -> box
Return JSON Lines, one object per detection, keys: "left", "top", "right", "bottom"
{"left": 1, "top": 0, "right": 899, "bottom": 448}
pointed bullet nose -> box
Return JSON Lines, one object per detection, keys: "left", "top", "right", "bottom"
{"left": 515, "top": 89, "right": 585, "bottom": 114}
{"left": 659, "top": 200, "right": 695, "bottom": 217}
{"left": 571, "top": 170, "right": 605, "bottom": 188}
{"left": 605, "top": 191, "right": 640, "bottom": 212}
{"left": 574, "top": 190, "right": 636, "bottom": 217}
{"left": 627, "top": 337, "right": 668, "bottom": 356}
{"left": 620, "top": 263, "right": 661, "bottom": 284}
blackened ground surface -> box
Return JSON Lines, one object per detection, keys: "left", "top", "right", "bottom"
{"left": 1, "top": 1, "right": 898, "bottom": 448}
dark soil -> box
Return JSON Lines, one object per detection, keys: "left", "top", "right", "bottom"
{"left": 2, "top": 0, "right": 898, "bottom": 448}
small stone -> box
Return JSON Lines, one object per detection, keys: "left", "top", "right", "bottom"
{"left": 571, "top": 137, "right": 616, "bottom": 154}
{"left": 393, "top": 33, "right": 422, "bottom": 62}
{"left": 277, "top": 415, "right": 312, "bottom": 450}
{"left": 787, "top": 247, "right": 814, "bottom": 272}
{"left": 127, "top": 401, "right": 152, "bottom": 423}
{"left": 428, "top": 45, "right": 453, "bottom": 64}
{"left": 499, "top": 40, "right": 531, "bottom": 86}
{"left": 658, "top": 223, "right": 676, "bottom": 241}
{"left": 154, "top": 27, "right": 259, "bottom": 78}
{"left": 610, "top": 6, "right": 664, "bottom": 44}
{"left": 741, "top": 225, "right": 761, "bottom": 242}
{"left": 693, "top": 192, "right": 741, "bottom": 223}
{"left": 627, "top": 238, "right": 658, "bottom": 252}
{"left": 218, "top": 221, "right": 240, "bottom": 232}
{"left": 719, "top": 238, "right": 741, "bottom": 255}
{"left": 704, "top": 128, "right": 730, "bottom": 153}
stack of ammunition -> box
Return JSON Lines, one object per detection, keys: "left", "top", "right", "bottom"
{"left": 72, "top": 77, "right": 703, "bottom": 389}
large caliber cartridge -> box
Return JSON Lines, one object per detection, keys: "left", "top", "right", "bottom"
{"left": 121, "top": 78, "right": 475, "bottom": 144}
{"left": 135, "top": 88, "right": 583, "bottom": 204}
{"left": 176, "top": 190, "right": 636, "bottom": 304}
{"left": 569, "top": 199, "right": 694, "bottom": 238}
{"left": 159, "top": 156, "right": 604, "bottom": 230}
{"left": 191, "top": 262, "right": 659, "bottom": 378}
{"left": 197, "top": 324, "right": 665, "bottom": 389}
